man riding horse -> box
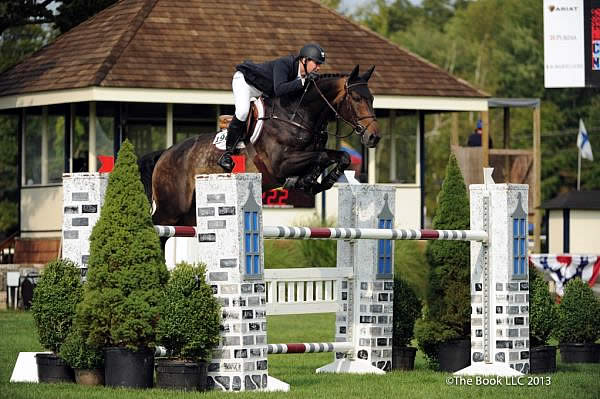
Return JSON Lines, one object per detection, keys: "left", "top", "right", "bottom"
{"left": 218, "top": 43, "right": 327, "bottom": 172}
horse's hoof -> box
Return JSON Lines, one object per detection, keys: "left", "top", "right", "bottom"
{"left": 283, "top": 176, "right": 299, "bottom": 189}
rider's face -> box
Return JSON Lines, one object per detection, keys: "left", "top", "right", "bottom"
{"left": 307, "top": 60, "right": 321, "bottom": 73}
{"left": 302, "top": 58, "right": 321, "bottom": 75}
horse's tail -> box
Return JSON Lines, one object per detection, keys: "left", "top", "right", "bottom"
{"left": 138, "top": 149, "right": 166, "bottom": 205}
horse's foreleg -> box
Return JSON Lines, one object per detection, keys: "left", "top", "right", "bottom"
{"left": 313, "top": 150, "right": 352, "bottom": 193}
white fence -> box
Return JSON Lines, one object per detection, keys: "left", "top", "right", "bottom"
{"left": 264, "top": 267, "right": 352, "bottom": 315}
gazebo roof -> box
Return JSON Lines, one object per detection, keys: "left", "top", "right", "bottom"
{"left": 0, "top": 0, "right": 487, "bottom": 99}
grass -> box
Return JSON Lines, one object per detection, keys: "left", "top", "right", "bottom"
{"left": 1, "top": 311, "right": 599, "bottom": 398}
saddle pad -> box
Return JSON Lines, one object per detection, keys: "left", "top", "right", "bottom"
{"left": 212, "top": 97, "right": 264, "bottom": 150}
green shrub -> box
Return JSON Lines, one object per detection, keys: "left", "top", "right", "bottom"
{"left": 156, "top": 262, "right": 221, "bottom": 361}
{"left": 31, "top": 259, "right": 83, "bottom": 353}
{"left": 77, "top": 140, "right": 169, "bottom": 351}
{"left": 415, "top": 153, "right": 470, "bottom": 367}
{"left": 393, "top": 278, "right": 422, "bottom": 347}
{"left": 60, "top": 327, "right": 103, "bottom": 369}
{"left": 554, "top": 278, "right": 600, "bottom": 344}
{"left": 529, "top": 265, "right": 558, "bottom": 347}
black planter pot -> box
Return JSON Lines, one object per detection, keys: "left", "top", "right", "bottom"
{"left": 559, "top": 343, "right": 599, "bottom": 364}
{"left": 392, "top": 347, "right": 417, "bottom": 370}
{"left": 437, "top": 339, "right": 470, "bottom": 372}
{"left": 36, "top": 353, "right": 75, "bottom": 383}
{"left": 104, "top": 347, "right": 154, "bottom": 388}
{"left": 529, "top": 346, "right": 557, "bottom": 373}
{"left": 156, "top": 359, "right": 208, "bottom": 391}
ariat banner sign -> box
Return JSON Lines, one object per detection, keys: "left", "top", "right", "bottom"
{"left": 544, "top": 0, "right": 585, "bottom": 87}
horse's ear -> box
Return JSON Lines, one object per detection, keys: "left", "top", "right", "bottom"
{"left": 361, "top": 65, "right": 375, "bottom": 82}
{"left": 348, "top": 65, "right": 360, "bottom": 81}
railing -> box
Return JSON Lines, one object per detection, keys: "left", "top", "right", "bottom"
{"left": 0, "top": 232, "right": 17, "bottom": 264}
{"left": 264, "top": 267, "right": 353, "bottom": 315}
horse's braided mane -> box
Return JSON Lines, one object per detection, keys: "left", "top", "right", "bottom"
{"left": 317, "top": 73, "right": 348, "bottom": 80}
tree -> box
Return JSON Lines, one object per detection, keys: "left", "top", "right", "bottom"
{"left": 415, "top": 153, "right": 470, "bottom": 368}
{"left": 54, "top": 0, "right": 118, "bottom": 33}
{"left": 76, "top": 140, "right": 168, "bottom": 351}
{"left": 319, "top": 0, "right": 341, "bottom": 10}
{"left": 0, "top": 0, "right": 53, "bottom": 36}
{"left": 0, "top": 0, "right": 117, "bottom": 36}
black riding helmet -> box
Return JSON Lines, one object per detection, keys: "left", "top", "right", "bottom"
{"left": 299, "top": 43, "right": 326, "bottom": 64}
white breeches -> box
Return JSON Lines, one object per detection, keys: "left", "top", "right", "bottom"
{"left": 232, "top": 71, "right": 263, "bottom": 122}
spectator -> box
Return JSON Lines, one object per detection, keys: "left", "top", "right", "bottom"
{"left": 467, "top": 119, "right": 493, "bottom": 148}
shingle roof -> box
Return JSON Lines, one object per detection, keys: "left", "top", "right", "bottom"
{"left": 0, "top": 0, "right": 487, "bottom": 98}
{"left": 541, "top": 191, "right": 600, "bottom": 210}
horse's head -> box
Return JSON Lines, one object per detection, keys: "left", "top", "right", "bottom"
{"left": 337, "top": 65, "right": 380, "bottom": 148}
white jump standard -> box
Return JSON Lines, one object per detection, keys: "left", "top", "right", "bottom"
{"left": 59, "top": 169, "right": 530, "bottom": 392}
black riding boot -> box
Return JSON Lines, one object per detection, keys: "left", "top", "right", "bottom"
{"left": 218, "top": 116, "right": 245, "bottom": 172}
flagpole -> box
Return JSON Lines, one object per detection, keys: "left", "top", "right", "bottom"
{"left": 577, "top": 149, "right": 581, "bottom": 191}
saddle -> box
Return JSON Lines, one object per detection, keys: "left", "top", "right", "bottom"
{"left": 216, "top": 97, "right": 266, "bottom": 150}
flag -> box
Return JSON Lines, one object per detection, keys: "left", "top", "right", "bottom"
{"left": 340, "top": 140, "right": 362, "bottom": 166}
{"left": 529, "top": 254, "right": 600, "bottom": 296}
{"left": 577, "top": 119, "right": 594, "bottom": 161}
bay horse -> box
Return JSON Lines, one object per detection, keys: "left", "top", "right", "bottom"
{"left": 139, "top": 65, "right": 380, "bottom": 227}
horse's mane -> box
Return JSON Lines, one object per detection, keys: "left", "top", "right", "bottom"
{"left": 316, "top": 73, "right": 348, "bottom": 80}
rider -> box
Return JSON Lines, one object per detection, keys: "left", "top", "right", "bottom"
{"left": 217, "top": 43, "right": 326, "bottom": 172}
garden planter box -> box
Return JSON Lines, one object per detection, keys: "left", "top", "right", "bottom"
{"left": 104, "top": 347, "right": 154, "bottom": 388}
{"left": 36, "top": 353, "right": 74, "bottom": 383}
{"left": 559, "top": 343, "right": 599, "bottom": 364}
{"left": 156, "top": 359, "right": 208, "bottom": 391}
{"left": 392, "top": 347, "right": 417, "bottom": 371}
{"left": 437, "top": 339, "right": 470, "bottom": 372}
{"left": 529, "top": 346, "right": 557, "bottom": 373}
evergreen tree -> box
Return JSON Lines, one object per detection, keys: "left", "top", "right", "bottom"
{"left": 415, "top": 153, "right": 470, "bottom": 368}
{"left": 77, "top": 140, "right": 168, "bottom": 351}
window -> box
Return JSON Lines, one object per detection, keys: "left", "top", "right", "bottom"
{"left": 375, "top": 110, "right": 417, "bottom": 184}
{"left": 511, "top": 194, "right": 528, "bottom": 279}
{"left": 23, "top": 105, "right": 65, "bottom": 185}
{"left": 173, "top": 104, "right": 220, "bottom": 144}
{"left": 377, "top": 194, "right": 394, "bottom": 278}
{"left": 242, "top": 187, "right": 262, "bottom": 278}
{"left": 127, "top": 102, "right": 166, "bottom": 158}
{"left": 72, "top": 102, "right": 116, "bottom": 172}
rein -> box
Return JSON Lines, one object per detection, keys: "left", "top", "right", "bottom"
{"left": 258, "top": 77, "right": 377, "bottom": 139}
{"left": 313, "top": 79, "right": 377, "bottom": 138}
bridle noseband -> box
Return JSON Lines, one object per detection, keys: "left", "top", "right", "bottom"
{"left": 313, "top": 79, "right": 377, "bottom": 137}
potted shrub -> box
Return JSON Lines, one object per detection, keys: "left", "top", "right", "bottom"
{"left": 31, "top": 258, "right": 83, "bottom": 383}
{"left": 155, "top": 262, "right": 221, "bottom": 391}
{"left": 60, "top": 327, "right": 104, "bottom": 385}
{"left": 528, "top": 265, "right": 558, "bottom": 373}
{"left": 415, "top": 154, "right": 471, "bottom": 371}
{"left": 392, "top": 277, "right": 422, "bottom": 370}
{"left": 76, "top": 140, "right": 169, "bottom": 388}
{"left": 555, "top": 278, "right": 600, "bottom": 363}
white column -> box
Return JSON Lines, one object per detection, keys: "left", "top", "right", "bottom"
{"left": 89, "top": 102, "right": 97, "bottom": 172}
{"left": 41, "top": 106, "right": 48, "bottom": 184}
{"left": 166, "top": 103, "right": 173, "bottom": 148}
